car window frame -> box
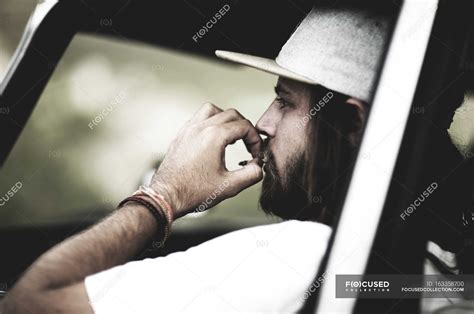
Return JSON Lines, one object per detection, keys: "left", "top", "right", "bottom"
{"left": 315, "top": 0, "right": 439, "bottom": 312}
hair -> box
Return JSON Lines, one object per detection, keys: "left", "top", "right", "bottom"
{"left": 301, "top": 85, "right": 368, "bottom": 225}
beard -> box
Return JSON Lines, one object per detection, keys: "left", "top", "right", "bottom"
{"left": 259, "top": 143, "right": 311, "bottom": 220}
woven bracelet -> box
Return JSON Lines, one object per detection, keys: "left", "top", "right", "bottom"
{"left": 118, "top": 196, "right": 170, "bottom": 242}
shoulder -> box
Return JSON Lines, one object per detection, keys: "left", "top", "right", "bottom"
{"left": 85, "top": 220, "right": 331, "bottom": 313}
{"left": 193, "top": 219, "right": 331, "bottom": 253}
{"left": 183, "top": 220, "right": 332, "bottom": 311}
{"left": 226, "top": 219, "right": 331, "bottom": 238}
{"left": 160, "top": 220, "right": 332, "bottom": 280}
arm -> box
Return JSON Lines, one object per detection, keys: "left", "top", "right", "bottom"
{"left": 2, "top": 203, "right": 156, "bottom": 313}
{"left": 2, "top": 103, "right": 263, "bottom": 313}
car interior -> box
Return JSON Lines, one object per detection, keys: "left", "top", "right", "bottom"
{"left": 1, "top": 0, "right": 474, "bottom": 313}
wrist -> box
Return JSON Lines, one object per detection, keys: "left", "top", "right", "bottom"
{"left": 119, "top": 197, "right": 171, "bottom": 241}
{"left": 150, "top": 182, "right": 182, "bottom": 218}
{"left": 118, "top": 202, "right": 158, "bottom": 235}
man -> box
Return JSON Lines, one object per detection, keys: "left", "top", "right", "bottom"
{"left": 1, "top": 5, "right": 392, "bottom": 313}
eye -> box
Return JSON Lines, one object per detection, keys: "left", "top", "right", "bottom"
{"left": 276, "top": 96, "right": 290, "bottom": 109}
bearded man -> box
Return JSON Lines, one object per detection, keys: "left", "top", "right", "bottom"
{"left": 1, "top": 4, "right": 392, "bottom": 313}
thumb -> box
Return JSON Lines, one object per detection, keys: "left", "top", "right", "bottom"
{"left": 226, "top": 158, "right": 263, "bottom": 195}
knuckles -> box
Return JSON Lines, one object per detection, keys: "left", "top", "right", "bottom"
{"left": 201, "top": 102, "right": 220, "bottom": 115}
{"left": 225, "top": 108, "right": 242, "bottom": 119}
{"left": 242, "top": 119, "right": 253, "bottom": 128}
{"left": 202, "top": 102, "right": 216, "bottom": 110}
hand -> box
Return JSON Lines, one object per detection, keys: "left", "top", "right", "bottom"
{"left": 150, "top": 103, "right": 263, "bottom": 219}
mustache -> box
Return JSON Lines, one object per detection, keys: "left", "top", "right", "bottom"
{"left": 239, "top": 138, "right": 270, "bottom": 166}
{"left": 262, "top": 138, "right": 272, "bottom": 163}
{"left": 261, "top": 139, "right": 278, "bottom": 178}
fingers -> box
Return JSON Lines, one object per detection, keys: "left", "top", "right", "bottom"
{"left": 202, "top": 108, "right": 245, "bottom": 127}
{"left": 190, "top": 103, "right": 223, "bottom": 123}
{"left": 204, "top": 109, "right": 262, "bottom": 157}
{"left": 226, "top": 158, "right": 263, "bottom": 195}
{"left": 219, "top": 119, "right": 262, "bottom": 159}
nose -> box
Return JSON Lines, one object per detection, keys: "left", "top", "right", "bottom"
{"left": 256, "top": 102, "right": 278, "bottom": 139}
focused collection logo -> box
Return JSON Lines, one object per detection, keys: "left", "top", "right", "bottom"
{"left": 344, "top": 280, "right": 390, "bottom": 292}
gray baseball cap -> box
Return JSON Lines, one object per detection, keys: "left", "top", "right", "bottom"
{"left": 216, "top": 5, "right": 393, "bottom": 103}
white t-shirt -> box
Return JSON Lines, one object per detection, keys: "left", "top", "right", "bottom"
{"left": 85, "top": 220, "right": 331, "bottom": 313}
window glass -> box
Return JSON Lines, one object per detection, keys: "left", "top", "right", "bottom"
{"left": 0, "top": 33, "right": 280, "bottom": 228}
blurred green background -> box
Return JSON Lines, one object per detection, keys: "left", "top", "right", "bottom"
{"left": 0, "top": 0, "right": 280, "bottom": 229}
{"left": 0, "top": 1, "right": 473, "bottom": 230}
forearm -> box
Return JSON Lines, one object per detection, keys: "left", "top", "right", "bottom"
{"left": 10, "top": 203, "right": 157, "bottom": 293}
{"left": 2, "top": 104, "right": 263, "bottom": 313}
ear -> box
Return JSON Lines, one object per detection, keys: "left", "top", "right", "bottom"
{"left": 343, "top": 98, "right": 368, "bottom": 143}
{"left": 345, "top": 98, "right": 366, "bottom": 113}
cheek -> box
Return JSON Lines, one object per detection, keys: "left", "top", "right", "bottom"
{"left": 272, "top": 115, "right": 307, "bottom": 168}
{"left": 279, "top": 111, "right": 309, "bottom": 145}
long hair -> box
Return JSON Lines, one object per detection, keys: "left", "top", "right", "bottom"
{"left": 301, "top": 85, "right": 368, "bottom": 225}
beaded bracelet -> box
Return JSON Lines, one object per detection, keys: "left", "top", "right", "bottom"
{"left": 118, "top": 195, "right": 170, "bottom": 242}
{"left": 133, "top": 185, "right": 174, "bottom": 225}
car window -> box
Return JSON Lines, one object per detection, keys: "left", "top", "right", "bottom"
{"left": 2, "top": 1, "right": 473, "bottom": 313}
{"left": 450, "top": 92, "right": 474, "bottom": 156}
{"left": 0, "top": 33, "right": 280, "bottom": 229}
{"left": 0, "top": 0, "right": 36, "bottom": 80}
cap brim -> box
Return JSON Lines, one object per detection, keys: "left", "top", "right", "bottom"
{"left": 215, "top": 50, "right": 318, "bottom": 86}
